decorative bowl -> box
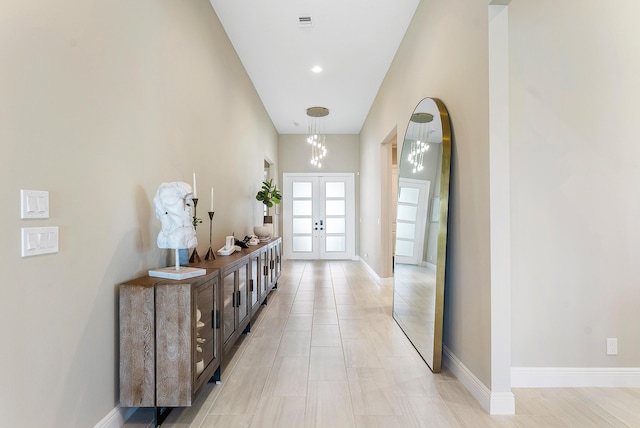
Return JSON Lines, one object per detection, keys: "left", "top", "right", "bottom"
{"left": 254, "top": 224, "right": 273, "bottom": 240}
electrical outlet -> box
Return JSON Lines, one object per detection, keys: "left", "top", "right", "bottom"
{"left": 607, "top": 338, "right": 618, "bottom": 355}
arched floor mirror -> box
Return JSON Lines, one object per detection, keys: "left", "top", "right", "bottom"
{"left": 392, "top": 97, "right": 451, "bottom": 372}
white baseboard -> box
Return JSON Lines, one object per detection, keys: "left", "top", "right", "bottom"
{"left": 358, "top": 258, "right": 393, "bottom": 285}
{"left": 94, "top": 405, "right": 137, "bottom": 428}
{"left": 358, "top": 258, "right": 378, "bottom": 280}
{"left": 511, "top": 367, "right": 640, "bottom": 388}
{"left": 442, "top": 346, "right": 515, "bottom": 415}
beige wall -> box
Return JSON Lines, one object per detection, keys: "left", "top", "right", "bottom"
{"left": 0, "top": 1, "right": 277, "bottom": 426}
{"left": 360, "top": 0, "right": 493, "bottom": 387}
{"left": 278, "top": 134, "right": 360, "bottom": 174}
{"left": 509, "top": 0, "right": 640, "bottom": 367}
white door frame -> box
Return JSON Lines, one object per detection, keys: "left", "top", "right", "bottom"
{"left": 283, "top": 173, "right": 355, "bottom": 260}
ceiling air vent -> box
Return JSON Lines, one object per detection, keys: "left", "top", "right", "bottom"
{"left": 298, "top": 16, "right": 312, "bottom": 27}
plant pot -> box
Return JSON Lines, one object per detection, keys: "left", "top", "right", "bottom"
{"left": 263, "top": 215, "right": 273, "bottom": 224}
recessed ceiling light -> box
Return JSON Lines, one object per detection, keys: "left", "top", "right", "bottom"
{"left": 311, "top": 66, "right": 323, "bottom": 73}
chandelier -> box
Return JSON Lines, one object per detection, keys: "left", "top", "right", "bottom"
{"left": 408, "top": 112, "right": 434, "bottom": 173}
{"left": 306, "top": 106, "right": 329, "bottom": 168}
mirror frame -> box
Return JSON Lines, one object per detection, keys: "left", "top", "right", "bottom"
{"left": 393, "top": 97, "right": 451, "bottom": 372}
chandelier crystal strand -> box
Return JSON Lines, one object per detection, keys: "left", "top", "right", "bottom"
{"left": 408, "top": 112, "right": 433, "bottom": 174}
{"left": 306, "top": 107, "right": 329, "bottom": 168}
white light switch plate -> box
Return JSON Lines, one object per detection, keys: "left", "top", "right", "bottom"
{"left": 21, "top": 227, "right": 59, "bottom": 257}
{"left": 20, "top": 189, "right": 49, "bottom": 219}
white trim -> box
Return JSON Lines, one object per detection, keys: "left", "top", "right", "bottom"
{"left": 488, "top": 2, "right": 513, "bottom": 401}
{"left": 443, "top": 346, "right": 515, "bottom": 415}
{"left": 511, "top": 367, "right": 640, "bottom": 388}
{"left": 94, "top": 405, "right": 137, "bottom": 428}
{"left": 490, "top": 392, "right": 517, "bottom": 415}
{"left": 358, "top": 258, "right": 393, "bottom": 285}
{"left": 379, "top": 276, "right": 393, "bottom": 286}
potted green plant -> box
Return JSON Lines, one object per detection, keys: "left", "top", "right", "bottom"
{"left": 255, "top": 178, "right": 282, "bottom": 224}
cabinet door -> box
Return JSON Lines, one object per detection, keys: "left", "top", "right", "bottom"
{"left": 237, "top": 263, "right": 249, "bottom": 325}
{"left": 194, "top": 280, "right": 215, "bottom": 387}
{"left": 275, "top": 239, "right": 282, "bottom": 278}
{"left": 222, "top": 270, "right": 236, "bottom": 345}
{"left": 260, "top": 249, "right": 269, "bottom": 296}
{"left": 250, "top": 255, "right": 259, "bottom": 309}
{"left": 269, "top": 245, "right": 277, "bottom": 285}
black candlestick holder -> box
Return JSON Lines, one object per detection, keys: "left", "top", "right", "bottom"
{"left": 204, "top": 211, "right": 216, "bottom": 260}
{"left": 190, "top": 198, "right": 202, "bottom": 263}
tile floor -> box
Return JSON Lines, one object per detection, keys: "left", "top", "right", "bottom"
{"left": 125, "top": 260, "right": 640, "bottom": 427}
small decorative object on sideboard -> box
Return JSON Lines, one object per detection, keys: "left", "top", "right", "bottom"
{"left": 255, "top": 179, "right": 280, "bottom": 241}
{"left": 189, "top": 197, "right": 202, "bottom": 264}
{"left": 204, "top": 211, "right": 216, "bottom": 260}
{"left": 148, "top": 181, "right": 205, "bottom": 280}
{"left": 255, "top": 178, "right": 281, "bottom": 224}
{"left": 217, "top": 235, "right": 237, "bottom": 256}
{"left": 253, "top": 224, "right": 273, "bottom": 241}
{"left": 204, "top": 186, "right": 216, "bottom": 260}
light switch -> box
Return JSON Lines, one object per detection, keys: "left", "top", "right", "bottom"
{"left": 21, "top": 227, "right": 59, "bottom": 257}
{"left": 20, "top": 190, "right": 49, "bottom": 219}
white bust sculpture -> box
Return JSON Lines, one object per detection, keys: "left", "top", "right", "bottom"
{"left": 153, "top": 182, "right": 198, "bottom": 249}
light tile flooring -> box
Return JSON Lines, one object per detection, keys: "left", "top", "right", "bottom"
{"left": 126, "top": 260, "right": 640, "bottom": 427}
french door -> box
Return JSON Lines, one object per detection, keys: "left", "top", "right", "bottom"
{"left": 283, "top": 173, "right": 355, "bottom": 260}
{"left": 394, "top": 178, "right": 430, "bottom": 265}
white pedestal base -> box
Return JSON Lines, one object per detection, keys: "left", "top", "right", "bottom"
{"left": 148, "top": 267, "right": 206, "bottom": 280}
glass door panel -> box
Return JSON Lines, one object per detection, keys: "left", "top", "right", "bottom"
{"left": 250, "top": 256, "right": 259, "bottom": 307}
{"left": 238, "top": 264, "right": 248, "bottom": 323}
{"left": 222, "top": 271, "right": 235, "bottom": 344}
{"left": 195, "top": 280, "right": 214, "bottom": 379}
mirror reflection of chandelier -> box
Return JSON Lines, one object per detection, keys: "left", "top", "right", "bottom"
{"left": 306, "top": 106, "right": 329, "bottom": 168}
{"left": 408, "top": 112, "right": 434, "bottom": 173}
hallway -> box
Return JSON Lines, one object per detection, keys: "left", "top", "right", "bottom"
{"left": 125, "top": 260, "right": 640, "bottom": 427}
